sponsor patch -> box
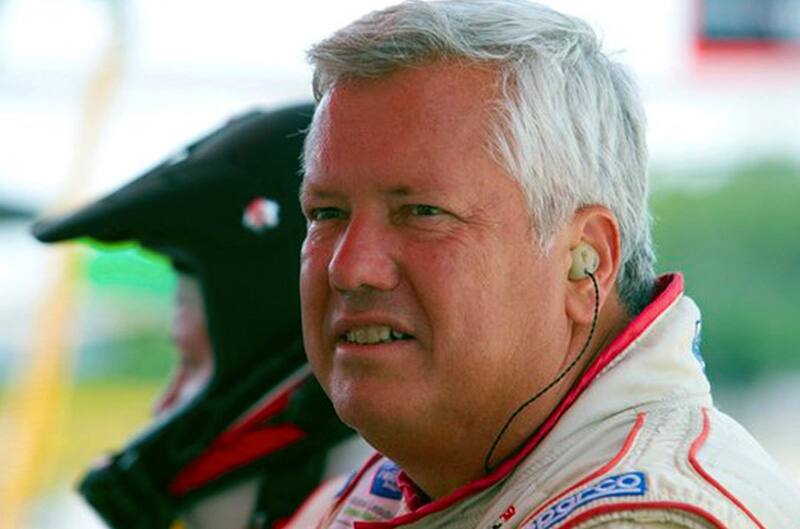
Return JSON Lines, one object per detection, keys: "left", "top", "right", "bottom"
{"left": 369, "top": 461, "right": 402, "bottom": 500}
{"left": 525, "top": 472, "right": 647, "bottom": 529}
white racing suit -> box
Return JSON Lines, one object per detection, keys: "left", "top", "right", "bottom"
{"left": 287, "top": 274, "right": 800, "bottom": 528}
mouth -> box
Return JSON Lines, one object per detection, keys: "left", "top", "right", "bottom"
{"left": 340, "top": 325, "right": 415, "bottom": 345}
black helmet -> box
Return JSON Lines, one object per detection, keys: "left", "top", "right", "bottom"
{"left": 32, "top": 103, "right": 352, "bottom": 529}
{"left": 34, "top": 105, "right": 311, "bottom": 376}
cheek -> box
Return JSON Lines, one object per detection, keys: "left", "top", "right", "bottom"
{"left": 300, "top": 235, "right": 331, "bottom": 308}
{"left": 300, "top": 237, "right": 334, "bottom": 375}
{"left": 501, "top": 252, "right": 568, "bottom": 362}
{"left": 426, "top": 241, "right": 545, "bottom": 357}
{"left": 414, "top": 244, "right": 495, "bottom": 355}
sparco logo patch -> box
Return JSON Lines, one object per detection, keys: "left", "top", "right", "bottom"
{"left": 369, "top": 461, "right": 402, "bottom": 500}
{"left": 524, "top": 472, "right": 647, "bottom": 529}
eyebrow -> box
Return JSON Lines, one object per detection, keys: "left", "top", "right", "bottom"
{"left": 298, "top": 181, "right": 339, "bottom": 203}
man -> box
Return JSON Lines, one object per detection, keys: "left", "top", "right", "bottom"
{"left": 33, "top": 104, "right": 365, "bottom": 529}
{"left": 292, "top": 1, "right": 800, "bottom": 528}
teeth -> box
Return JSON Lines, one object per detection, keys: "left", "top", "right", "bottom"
{"left": 345, "top": 326, "right": 410, "bottom": 344}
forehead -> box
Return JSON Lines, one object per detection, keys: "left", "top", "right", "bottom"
{"left": 305, "top": 62, "right": 503, "bottom": 190}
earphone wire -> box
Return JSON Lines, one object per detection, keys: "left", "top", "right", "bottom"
{"left": 483, "top": 270, "right": 600, "bottom": 474}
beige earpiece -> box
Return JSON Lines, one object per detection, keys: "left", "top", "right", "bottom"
{"left": 568, "top": 242, "right": 599, "bottom": 281}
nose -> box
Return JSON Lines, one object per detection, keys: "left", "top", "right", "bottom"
{"left": 328, "top": 213, "right": 399, "bottom": 293}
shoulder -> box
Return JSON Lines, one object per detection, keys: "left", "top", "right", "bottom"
{"left": 684, "top": 406, "right": 800, "bottom": 526}
{"left": 508, "top": 405, "right": 800, "bottom": 529}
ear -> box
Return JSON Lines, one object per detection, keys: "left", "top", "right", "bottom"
{"left": 564, "top": 206, "right": 621, "bottom": 325}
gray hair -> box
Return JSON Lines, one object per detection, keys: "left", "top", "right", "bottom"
{"left": 305, "top": 0, "right": 656, "bottom": 315}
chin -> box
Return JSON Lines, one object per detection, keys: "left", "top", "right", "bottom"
{"left": 328, "top": 376, "right": 408, "bottom": 438}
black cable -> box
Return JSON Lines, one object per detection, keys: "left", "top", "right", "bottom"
{"left": 483, "top": 271, "right": 600, "bottom": 474}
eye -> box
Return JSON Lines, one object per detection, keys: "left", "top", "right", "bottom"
{"left": 408, "top": 204, "right": 444, "bottom": 217}
{"left": 307, "top": 207, "right": 347, "bottom": 222}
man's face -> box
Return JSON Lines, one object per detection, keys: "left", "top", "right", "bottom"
{"left": 300, "top": 63, "right": 571, "bottom": 443}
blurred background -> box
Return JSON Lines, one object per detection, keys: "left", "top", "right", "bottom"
{"left": 1, "top": 0, "right": 798, "bottom": 527}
